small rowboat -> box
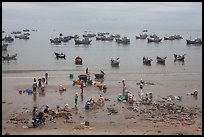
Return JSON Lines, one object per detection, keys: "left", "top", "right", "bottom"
{"left": 54, "top": 52, "right": 65, "bottom": 59}
{"left": 143, "top": 56, "right": 153, "bottom": 65}
{"left": 75, "top": 56, "right": 82, "bottom": 65}
{"left": 156, "top": 56, "right": 167, "bottom": 64}
{"left": 2, "top": 53, "right": 17, "bottom": 61}
{"left": 111, "top": 58, "right": 119, "bottom": 67}
{"left": 174, "top": 54, "right": 185, "bottom": 61}
{"left": 95, "top": 70, "right": 105, "bottom": 79}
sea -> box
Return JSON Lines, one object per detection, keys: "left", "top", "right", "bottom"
{"left": 2, "top": 28, "right": 202, "bottom": 117}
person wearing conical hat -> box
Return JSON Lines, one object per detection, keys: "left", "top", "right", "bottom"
{"left": 64, "top": 103, "right": 69, "bottom": 112}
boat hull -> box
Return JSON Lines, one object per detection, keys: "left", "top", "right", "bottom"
{"left": 74, "top": 39, "right": 91, "bottom": 45}
{"left": 54, "top": 52, "right": 65, "bottom": 58}
{"left": 186, "top": 40, "right": 202, "bottom": 45}
{"left": 147, "top": 38, "right": 162, "bottom": 43}
{"left": 95, "top": 74, "right": 104, "bottom": 79}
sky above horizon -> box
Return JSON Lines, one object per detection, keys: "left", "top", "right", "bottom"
{"left": 2, "top": 2, "right": 202, "bottom": 32}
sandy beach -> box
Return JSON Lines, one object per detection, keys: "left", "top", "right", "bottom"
{"left": 2, "top": 2, "right": 202, "bottom": 135}
{"left": 2, "top": 71, "right": 202, "bottom": 135}
{"left": 2, "top": 122, "right": 202, "bottom": 135}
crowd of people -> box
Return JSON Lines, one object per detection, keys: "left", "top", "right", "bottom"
{"left": 32, "top": 72, "right": 49, "bottom": 93}
{"left": 21, "top": 69, "right": 198, "bottom": 128}
{"left": 85, "top": 95, "right": 105, "bottom": 110}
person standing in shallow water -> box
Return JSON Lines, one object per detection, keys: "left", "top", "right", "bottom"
{"left": 139, "top": 83, "right": 143, "bottom": 90}
{"left": 139, "top": 78, "right": 145, "bottom": 90}
{"left": 45, "top": 72, "right": 48, "bottom": 84}
{"left": 75, "top": 92, "right": 78, "bottom": 107}
{"left": 38, "top": 77, "right": 42, "bottom": 87}
{"left": 122, "top": 79, "right": 126, "bottom": 96}
{"left": 32, "top": 82, "right": 37, "bottom": 92}
{"left": 32, "top": 106, "right": 37, "bottom": 118}
{"left": 80, "top": 80, "right": 84, "bottom": 96}
{"left": 34, "top": 77, "right": 36, "bottom": 82}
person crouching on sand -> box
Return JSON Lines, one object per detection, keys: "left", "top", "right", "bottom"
{"left": 85, "top": 101, "right": 91, "bottom": 110}
{"left": 99, "top": 94, "right": 105, "bottom": 103}
{"left": 59, "top": 85, "right": 66, "bottom": 91}
{"left": 64, "top": 104, "right": 69, "bottom": 112}
{"left": 94, "top": 82, "right": 106, "bottom": 91}
{"left": 102, "top": 84, "right": 107, "bottom": 93}
{"left": 128, "top": 94, "right": 134, "bottom": 104}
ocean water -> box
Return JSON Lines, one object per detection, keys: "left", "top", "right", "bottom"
{"left": 2, "top": 29, "right": 202, "bottom": 112}
{"left": 2, "top": 29, "right": 202, "bottom": 71}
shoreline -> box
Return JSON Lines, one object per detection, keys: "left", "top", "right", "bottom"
{"left": 2, "top": 71, "right": 202, "bottom": 135}
{"left": 2, "top": 121, "right": 202, "bottom": 135}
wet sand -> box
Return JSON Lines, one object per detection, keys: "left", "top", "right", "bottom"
{"left": 2, "top": 71, "right": 202, "bottom": 135}
{"left": 2, "top": 122, "right": 202, "bottom": 135}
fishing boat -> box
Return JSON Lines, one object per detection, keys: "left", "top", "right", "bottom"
{"left": 186, "top": 38, "right": 202, "bottom": 45}
{"left": 156, "top": 56, "right": 167, "bottom": 64}
{"left": 101, "top": 36, "right": 114, "bottom": 41}
{"left": 164, "top": 36, "right": 175, "bottom": 40}
{"left": 74, "top": 38, "right": 92, "bottom": 45}
{"left": 143, "top": 56, "right": 153, "bottom": 65}
{"left": 54, "top": 52, "right": 65, "bottom": 59}
{"left": 83, "top": 34, "right": 96, "bottom": 37}
{"left": 11, "top": 31, "right": 21, "bottom": 34}
{"left": 150, "top": 34, "right": 159, "bottom": 39}
{"left": 174, "top": 54, "right": 185, "bottom": 61}
{"left": 50, "top": 38, "right": 62, "bottom": 45}
{"left": 17, "top": 34, "right": 30, "bottom": 40}
{"left": 147, "top": 37, "right": 162, "bottom": 43}
{"left": 95, "top": 70, "right": 105, "bottom": 79}
{"left": 136, "top": 34, "right": 148, "bottom": 39}
{"left": 174, "top": 35, "right": 183, "bottom": 40}
{"left": 96, "top": 36, "right": 105, "bottom": 40}
{"left": 60, "top": 36, "right": 71, "bottom": 42}
{"left": 75, "top": 56, "right": 82, "bottom": 65}
{"left": 2, "top": 43, "right": 8, "bottom": 51}
{"left": 23, "top": 29, "right": 30, "bottom": 32}
{"left": 111, "top": 58, "right": 120, "bottom": 67}
{"left": 70, "top": 34, "right": 79, "bottom": 39}
{"left": 110, "top": 34, "right": 120, "bottom": 38}
{"left": 83, "top": 31, "right": 96, "bottom": 37}
{"left": 78, "top": 75, "right": 88, "bottom": 83}
{"left": 3, "top": 36, "right": 14, "bottom": 42}
{"left": 115, "top": 37, "right": 130, "bottom": 44}
{"left": 2, "top": 53, "right": 17, "bottom": 61}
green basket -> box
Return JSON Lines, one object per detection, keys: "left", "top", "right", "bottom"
{"left": 69, "top": 73, "right": 74, "bottom": 78}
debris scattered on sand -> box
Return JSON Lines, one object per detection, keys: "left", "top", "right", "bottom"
{"left": 73, "top": 121, "right": 91, "bottom": 130}
{"left": 107, "top": 107, "right": 118, "bottom": 115}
